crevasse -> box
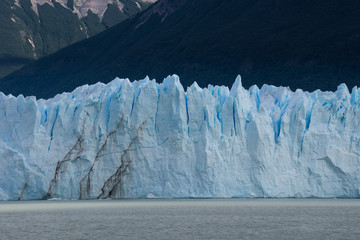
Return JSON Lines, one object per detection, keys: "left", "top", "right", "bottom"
{"left": 0, "top": 75, "right": 359, "bottom": 200}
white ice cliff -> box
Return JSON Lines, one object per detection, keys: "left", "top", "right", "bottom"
{"left": 0, "top": 75, "right": 360, "bottom": 200}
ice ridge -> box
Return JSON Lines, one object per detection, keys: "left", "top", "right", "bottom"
{"left": 0, "top": 75, "right": 359, "bottom": 200}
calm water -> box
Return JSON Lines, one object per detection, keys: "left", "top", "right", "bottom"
{"left": 0, "top": 199, "right": 359, "bottom": 240}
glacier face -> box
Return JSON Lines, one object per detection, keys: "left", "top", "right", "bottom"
{"left": 0, "top": 75, "right": 360, "bottom": 200}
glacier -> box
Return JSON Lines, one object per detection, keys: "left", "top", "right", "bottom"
{"left": 0, "top": 75, "right": 360, "bottom": 200}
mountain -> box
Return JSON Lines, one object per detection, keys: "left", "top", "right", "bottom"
{"left": 1, "top": 75, "right": 360, "bottom": 200}
{"left": 0, "top": 0, "right": 156, "bottom": 78}
{"left": 1, "top": 0, "right": 360, "bottom": 99}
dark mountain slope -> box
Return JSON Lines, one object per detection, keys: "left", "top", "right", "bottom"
{"left": 1, "top": 0, "right": 360, "bottom": 98}
{"left": 0, "top": 0, "right": 155, "bottom": 78}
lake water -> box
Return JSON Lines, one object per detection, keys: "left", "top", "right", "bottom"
{"left": 0, "top": 199, "right": 359, "bottom": 239}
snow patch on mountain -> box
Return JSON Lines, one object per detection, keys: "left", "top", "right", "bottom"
{"left": 136, "top": 0, "right": 186, "bottom": 27}
{"left": 15, "top": 0, "right": 157, "bottom": 20}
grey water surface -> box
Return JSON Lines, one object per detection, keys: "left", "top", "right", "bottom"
{"left": 0, "top": 199, "right": 359, "bottom": 240}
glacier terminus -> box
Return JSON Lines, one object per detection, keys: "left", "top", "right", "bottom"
{"left": 0, "top": 75, "right": 359, "bottom": 200}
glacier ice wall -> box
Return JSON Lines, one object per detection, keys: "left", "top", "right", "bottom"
{"left": 0, "top": 75, "right": 360, "bottom": 200}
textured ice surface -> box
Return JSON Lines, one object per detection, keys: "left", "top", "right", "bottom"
{"left": 0, "top": 75, "right": 360, "bottom": 200}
